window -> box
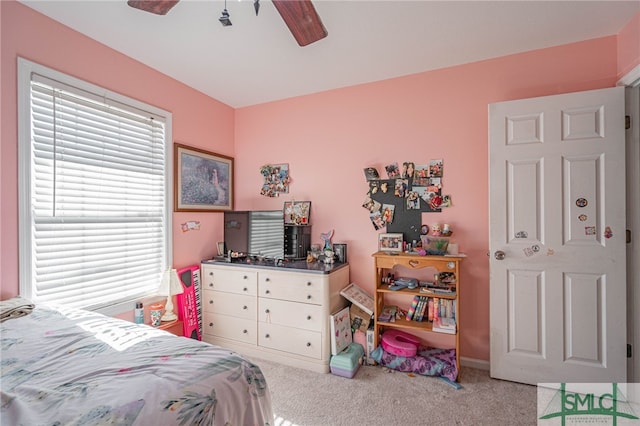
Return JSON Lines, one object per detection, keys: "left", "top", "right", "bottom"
{"left": 18, "top": 58, "right": 172, "bottom": 314}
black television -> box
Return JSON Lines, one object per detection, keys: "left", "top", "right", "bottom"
{"left": 223, "top": 210, "right": 284, "bottom": 259}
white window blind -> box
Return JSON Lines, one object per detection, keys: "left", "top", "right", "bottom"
{"left": 19, "top": 60, "right": 171, "bottom": 312}
{"left": 248, "top": 211, "right": 284, "bottom": 259}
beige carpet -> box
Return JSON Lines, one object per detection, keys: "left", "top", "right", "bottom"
{"left": 250, "top": 357, "right": 538, "bottom": 426}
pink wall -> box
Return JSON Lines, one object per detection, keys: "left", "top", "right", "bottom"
{"left": 0, "top": 1, "right": 233, "bottom": 300}
{"left": 1, "top": 1, "right": 635, "bottom": 362}
{"left": 234, "top": 36, "right": 620, "bottom": 361}
{"left": 618, "top": 12, "right": 640, "bottom": 79}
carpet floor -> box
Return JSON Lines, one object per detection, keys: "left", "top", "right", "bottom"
{"left": 250, "top": 357, "right": 538, "bottom": 426}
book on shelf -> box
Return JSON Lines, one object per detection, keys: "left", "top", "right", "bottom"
{"left": 432, "top": 316, "right": 456, "bottom": 334}
{"left": 406, "top": 295, "right": 420, "bottom": 321}
{"left": 433, "top": 298, "right": 440, "bottom": 320}
{"left": 427, "top": 298, "right": 434, "bottom": 322}
{"left": 420, "top": 296, "right": 431, "bottom": 322}
{"left": 413, "top": 297, "right": 424, "bottom": 322}
{"left": 340, "top": 282, "right": 374, "bottom": 316}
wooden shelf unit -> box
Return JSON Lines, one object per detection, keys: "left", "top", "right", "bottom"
{"left": 372, "top": 251, "right": 463, "bottom": 375}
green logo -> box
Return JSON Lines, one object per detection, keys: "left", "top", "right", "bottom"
{"left": 539, "top": 383, "right": 639, "bottom": 425}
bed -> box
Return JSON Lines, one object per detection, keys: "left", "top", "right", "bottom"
{"left": 0, "top": 297, "right": 274, "bottom": 425}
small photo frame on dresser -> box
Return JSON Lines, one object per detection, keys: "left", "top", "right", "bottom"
{"left": 378, "top": 233, "right": 403, "bottom": 254}
{"left": 333, "top": 243, "right": 347, "bottom": 263}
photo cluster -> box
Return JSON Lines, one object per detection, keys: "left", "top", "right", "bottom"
{"left": 362, "top": 159, "right": 451, "bottom": 230}
{"left": 260, "top": 163, "right": 290, "bottom": 197}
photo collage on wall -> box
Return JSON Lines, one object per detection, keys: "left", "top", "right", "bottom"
{"left": 362, "top": 160, "right": 452, "bottom": 231}
{"left": 260, "top": 163, "right": 291, "bottom": 197}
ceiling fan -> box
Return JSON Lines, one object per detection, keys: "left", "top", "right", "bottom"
{"left": 127, "top": 0, "right": 327, "bottom": 47}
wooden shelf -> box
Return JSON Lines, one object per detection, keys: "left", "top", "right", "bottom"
{"left": 372, "top": 252, "right": 463, "bottom": 380}
{"left": 376, "top": 285, "right": 456, "bottom": 300}
{"left": 377, "top": 319, "right": 434, "bottom": 333}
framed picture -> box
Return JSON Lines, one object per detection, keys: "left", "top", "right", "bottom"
{"left": 333, "top": 243, "right": 347, "bottom": 263}
{"left": 174, "top": 143, "right": 233, "bottom": 212}
{"left": 378, "top": 233, "right": 403, "bottom": 253}
{"left": 217, "top": 242, "right": 226, "bottom": 256}
{"left": 283, "top": 201, "right": 311, "bottom": 225}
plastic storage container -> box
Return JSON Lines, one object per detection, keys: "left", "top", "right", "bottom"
{"left": 150, "top": 303, "right": 163, "bottom": 326}
{"left": 330, "top": 343, "right": 364, "bottom": 378}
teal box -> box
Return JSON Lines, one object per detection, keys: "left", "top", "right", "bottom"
{"left": 330, "top": 343, "right": 364, "bottom": 378}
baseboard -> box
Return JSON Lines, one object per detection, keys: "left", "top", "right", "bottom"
{"left": 460, "top": 356, "right": 489, "bottom": 371}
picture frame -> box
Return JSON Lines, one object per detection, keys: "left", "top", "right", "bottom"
{"left": 333, "top": 243, "right": 347, "bottom": 263}
{"left": 174, "top": 143, "right": 233, "bottom": 212}
{"left": 283, "top": 201, "right": 311, "bottom": 225}
{"left": 378, "top": 232, "right": 403, "bottom": 253}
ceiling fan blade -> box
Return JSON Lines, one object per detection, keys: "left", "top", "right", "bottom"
{"left": 272, "top": 0, "right": 327, "bottom": 47}
{"left": 127, "top": 0, "right": 179, "bottom": 15}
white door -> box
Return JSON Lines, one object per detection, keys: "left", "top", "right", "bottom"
{"left": 489, "top": 87, "right": 626, "bottom": 385}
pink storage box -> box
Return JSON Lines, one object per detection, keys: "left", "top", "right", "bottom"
{"left": 330, "top": 343, "right": 364, "bottom": 378}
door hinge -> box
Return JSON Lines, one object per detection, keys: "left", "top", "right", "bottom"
{"left": 628, "top": 229, "right": 632, "bottom": 244}
{"left": 626, "top": 115, "right": 631, "bottom": 130}
{"left": 628, "top": 343, "right": 633, "bottom": 358}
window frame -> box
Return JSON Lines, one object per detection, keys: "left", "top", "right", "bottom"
{"left": 17, "top": 57, "right": 173, "bottom": 316}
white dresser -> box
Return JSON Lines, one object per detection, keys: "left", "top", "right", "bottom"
{"left": 200, "top": 261, "right": 350, "bottom": 373}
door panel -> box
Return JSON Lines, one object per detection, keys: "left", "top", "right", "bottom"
{"left": 489, "top": 87, "right": 626, "bottom": 384}
{"left": 507, "top": 269, "right": 544, "bottom": 356}
{"left": 564, "top": 272, "right": 603, "bottom": 366}
{"left": 508, "top": 160, "right": 542, "bottom": 244}
{"left": 563, "top": 155, "right": 603, "bottom": 245}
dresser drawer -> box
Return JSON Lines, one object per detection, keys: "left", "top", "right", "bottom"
{"left": 258, "top": 298, "right": 323, "bottom": 332}
{"left": 202, "top": 267, "right": 257, "bottom": 296}
{"left": 258, "top": 272, "right": 324, "bottom": 304}
{"left": 258, "top": 322, "right": 322, "bottom": 359}
{"left": 202, "top": 289, "right": 256, "bottom": 320}
{"left": 203, "top": 312, "right": 256, "bottom": 345}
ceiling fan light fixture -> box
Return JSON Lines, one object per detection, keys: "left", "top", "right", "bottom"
{"left": 219, "top": 8, "right": 232, "bottom": 26}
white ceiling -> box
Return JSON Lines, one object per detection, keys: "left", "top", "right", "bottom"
{"left": 19, "top": 0, "right": 639, "bottom": 108}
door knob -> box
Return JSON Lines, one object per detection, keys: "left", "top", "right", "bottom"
{"left": 494, "top": 250, "right": 506, "bottom": 260}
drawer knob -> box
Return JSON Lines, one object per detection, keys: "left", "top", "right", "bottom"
{"left": 265, "top": 309, "right": 270, "bottom": 314}
{"left": 265, "top": 334, "right": 270, "bottom": 338}
{"left": 266, "top": 290, "right": 270, "bottom": 294}
{"left": 243, "top": 329, "right": 248, "bottom": 334}
{"left": 243, "top": 287, "right": 248, "bottom": 292}
{"left": 265, "top": 278, "right": 270, "bottom": 282}
{"left": 307, "top": 315, "right": 311, "bottom": 320}
{"left": 306, "top": 342, "right": 311, "bottom": 347}
{"left": 243, "top": 275, "right": 248, "bottom": 279}
{"left": 209, "top": 283, "right": 214, "bottom": 288}
{"left": 243, "top": 305, "right": 248, "bottom": 310}
{"left": 209, "top": 322, "right": 213, "bottom": 327}
{"left": 307, "top": 281, "right": 312, "bottom": 286}
{"left": 307, "top": 295, "right": 312, "bottom": 300}
{"left": 209, "top": 271, "right": 213, "bottom": 276}
{"left": 209, "top": 300, "right": 213, "bottom": 304}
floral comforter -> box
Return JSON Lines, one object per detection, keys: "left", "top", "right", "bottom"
{"left": 0, "top": 303, "right": 273, "bottom": 425}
